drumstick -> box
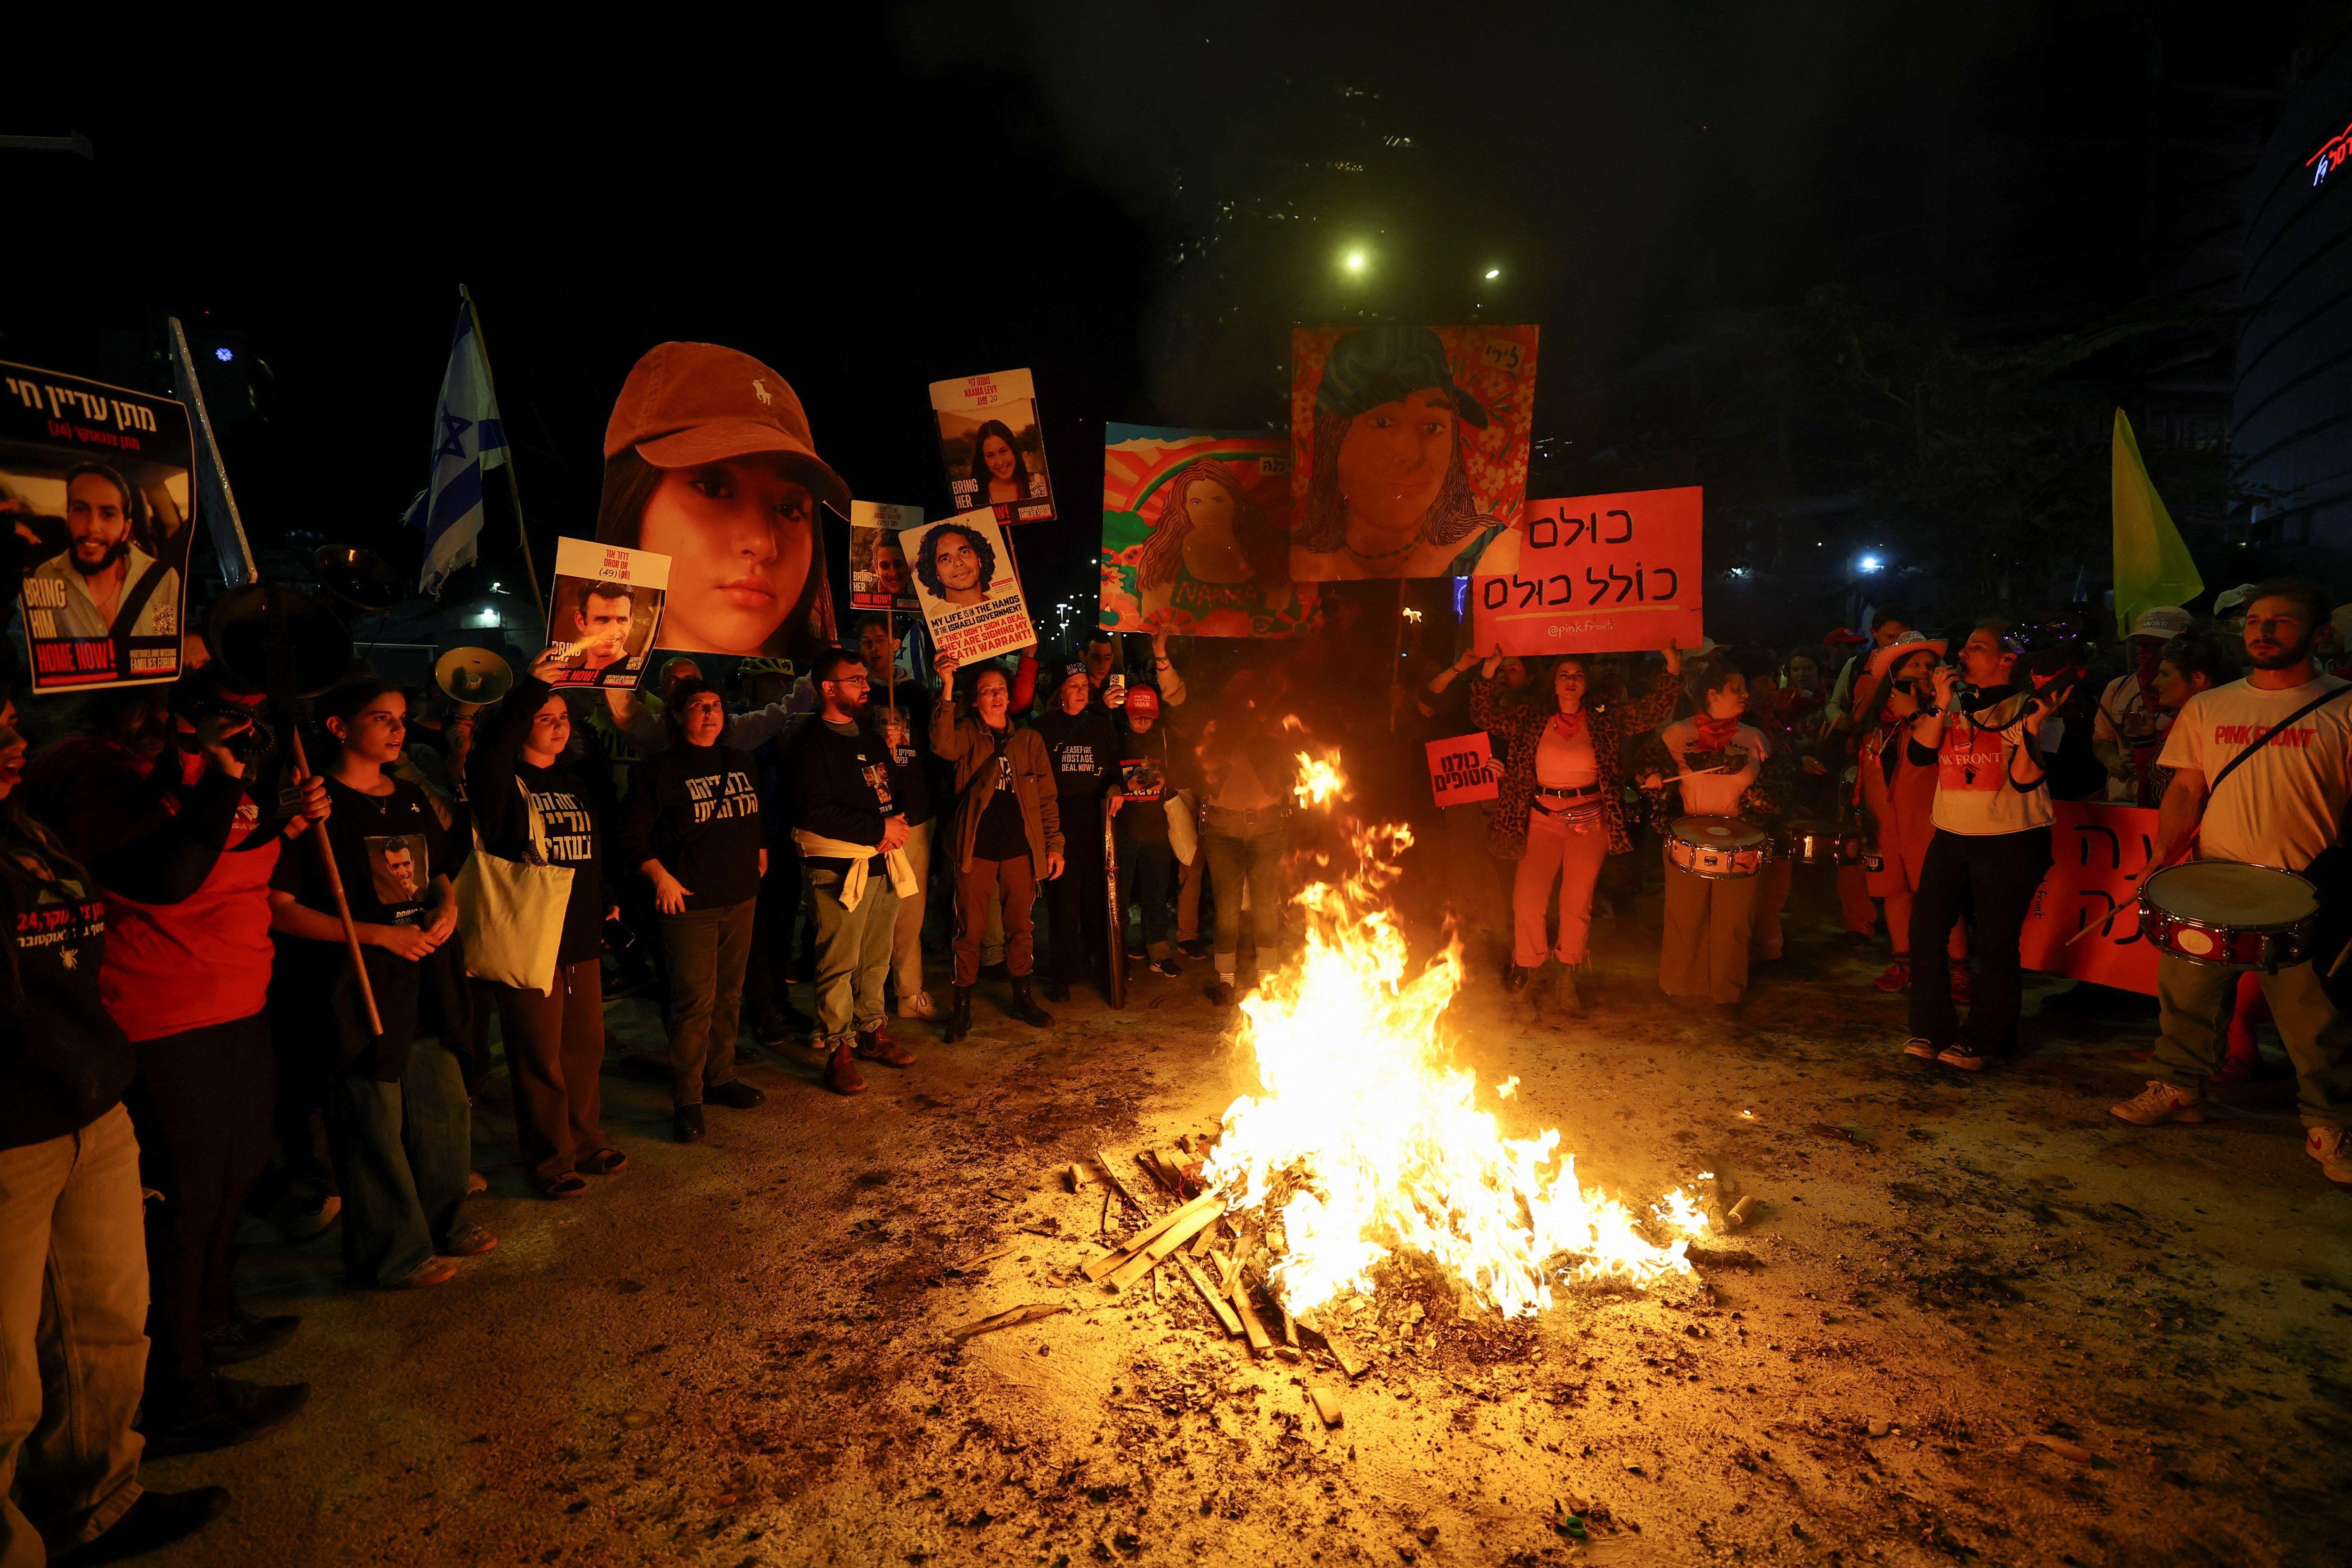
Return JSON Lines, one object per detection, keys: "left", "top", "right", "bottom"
{"left": 2063, "top": 864, "right": 2161, "bottom": 947}
{"left": 1663, "top": 766, "right": 1729, "bottom": 785}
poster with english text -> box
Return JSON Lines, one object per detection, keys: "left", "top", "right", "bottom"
{"left": 929, "top": 368, "right": 1055, "bottom": 525}
{"left": 898, "top": 508, "right": 1036, "bottom": 665}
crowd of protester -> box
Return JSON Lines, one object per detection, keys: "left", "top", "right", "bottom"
{"left": 8, "top": 565, "right": 2352, "bottom": 1562}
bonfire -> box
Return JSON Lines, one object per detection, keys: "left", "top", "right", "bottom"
{"left": 1198, "top": 749, "right": 1707, "bottom": 1321}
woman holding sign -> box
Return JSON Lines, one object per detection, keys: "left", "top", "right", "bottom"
{"left": 1467, "top": 640, "right": 1682, "bottom": 1012}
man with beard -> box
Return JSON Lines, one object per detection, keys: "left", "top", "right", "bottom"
{"left": 782, "top": 648, "right": 919, "bottom": 1095}
{"left": 28, "top": 464, "right": 179, "bottom": 638}
{"left": 2112, "top": 581, "right": 2352, "bottom": 1187}
{"left": 555, "top": 581, "right": 636, "bottom": 679}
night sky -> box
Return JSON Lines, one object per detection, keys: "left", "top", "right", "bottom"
{"left": 3, "top": 3, "right": 2332, "bottom": 647}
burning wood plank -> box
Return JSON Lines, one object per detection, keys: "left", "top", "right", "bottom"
{"left": 1082, "top": 1193, "right": 1222, "bottom": 1282}
{"left": 1181, "top": 1258, "right": 1243, "bottom": 1336}
{"left": 949, "top": 1302, "right": 1067, "bottom": 1343}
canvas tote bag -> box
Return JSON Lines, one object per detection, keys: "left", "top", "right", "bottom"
{"left": 455, "top": 780, "right": 574, "bottom": 995}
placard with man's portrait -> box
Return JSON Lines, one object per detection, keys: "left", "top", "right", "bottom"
{"left": 2, "top": 361, "right": 197, "bottom": 694}
{"left": 849, "top": 501, "right": 922, "bottom": 613}
{"left": 897, "top": 508, "right": 1036, "bottom": 664}
{"left": 544, "top": 536, "right": 669, "bottom": 689}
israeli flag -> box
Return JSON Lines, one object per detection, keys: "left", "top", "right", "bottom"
{"left": 413, "top": 295, "right": 507, "bottom": 594}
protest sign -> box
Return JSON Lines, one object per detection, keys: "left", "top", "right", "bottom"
{"left": 1099, "top": 425, "right": 1320, "bottom": 638}
{"left": 1470, "top": 486, "right": 1704, "bottom": 656}
{"left": 2018, "top": 801, "right": 2162, "bottom": 995}
{"left": 1425, "top": 733, "right": 1500, "bottom": 809}
{"left": 899, "top": 508, "right": 1036, "bottom": 664}
{"left": 930, "top": 368, "right": 1055, "bottom": 524}
{"left": 850, "top": 501, "right": 923, "bottom": 613}
{"left": 543, "top": 537, "right": 668, "bottom": 688}
{"left": 2, "top": 361, "right": 196, "bottom": 693}
{"left": 1287, "top": 325, "right": 1537, "bottom": 582}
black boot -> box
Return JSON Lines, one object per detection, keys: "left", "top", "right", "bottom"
{"left": 944, "top": 985, "right": 974, "bottom": 1044}
{"left": 1504, "top": 963, "right": 1534, "bottom": 995}
{"left": 1042, "top": 974, "right": 1071, "bottom": 1003}
{"left": 1007, "top": 977, "right": 1053, "bottom": 1028}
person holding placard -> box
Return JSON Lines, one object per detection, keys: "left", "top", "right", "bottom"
{"left": 1469, "top": 642, "right": 1682, "bottom": 1012}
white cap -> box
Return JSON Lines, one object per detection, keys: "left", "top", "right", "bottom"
{"left": 2130, "top": 606, "right": 2191, "bottom": 640}
{"left": 2213, "top": 583, "right": 2260, "bottom": 617}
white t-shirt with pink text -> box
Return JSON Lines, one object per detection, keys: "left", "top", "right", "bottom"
{"left": 2156, "top": 674, "right": 2352, "bottom": 870}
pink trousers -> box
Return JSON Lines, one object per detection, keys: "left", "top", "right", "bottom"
{"left": 1512, "top": 808, "right": 1609, "bottom": 967}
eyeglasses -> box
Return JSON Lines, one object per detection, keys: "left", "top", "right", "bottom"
{"left": 825, "top": 674, "right": 872, "bottom": 688}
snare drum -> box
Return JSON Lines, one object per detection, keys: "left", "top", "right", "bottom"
{"left": 1666, "top": 816, "right": 1770, "bottom": 880}
{"left": 2139, "top": 861, "right": 2320, "bottom": 972}
{"left": 1780, "top": 819, "right": 1838, "bottom": 868}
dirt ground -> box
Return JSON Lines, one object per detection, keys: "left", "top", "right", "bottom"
{"left": 141, "top": 871, "right": 2352, "bottom": 1568}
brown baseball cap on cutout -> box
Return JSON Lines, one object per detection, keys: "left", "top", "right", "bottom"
{"left": 603, "top": 342, "right": 850, "bottom": 515}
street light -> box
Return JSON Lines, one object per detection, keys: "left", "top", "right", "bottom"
{"left": 1858, "top": 554, "right": 1883, "bottom": 574}
{"left": 1484, "top": 268, "right": 1500, "bottom": 280}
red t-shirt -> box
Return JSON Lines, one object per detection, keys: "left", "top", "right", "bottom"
{"left": 31, "top": 739, "right": 281, "bottom": 1042}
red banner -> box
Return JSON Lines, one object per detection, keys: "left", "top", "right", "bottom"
{"left": 2019, "top": 802, "right": 2162, "bottom": 995}
{"left": 1425, "top": 733, "right": 1499, "bottom": 809}
{"left": 1470, "top": 486, "right": 1703, "bottom": 656}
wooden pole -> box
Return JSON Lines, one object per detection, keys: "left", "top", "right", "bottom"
{"left": 288, "top": 729, "right": 383, "bottom": 1037}
{"left": 457, "top": 284, "right": 547, "bottom": 631}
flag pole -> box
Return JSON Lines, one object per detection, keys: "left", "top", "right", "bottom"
{"left": 459, "top": 284, "right": 547, "bottom": 631}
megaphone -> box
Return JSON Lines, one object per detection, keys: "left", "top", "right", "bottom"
{"left": 310, "top": 545, "right": 404, "bottom": 613}
{"left": 435, "top": 646, "right": 513, "bottom": 712}
{"left": 207, "top": 584, "right": 354, "bottom": 701}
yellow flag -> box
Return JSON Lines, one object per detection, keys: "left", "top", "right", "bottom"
{"left": 2112, "top": 408, "right": 2202, "bottom": 638}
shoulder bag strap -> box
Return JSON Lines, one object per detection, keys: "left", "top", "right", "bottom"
{"left": 2207, "top": 685, "right": 2352, "bottom": 797}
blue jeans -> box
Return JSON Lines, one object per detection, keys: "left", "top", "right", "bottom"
{"left": 1203, "top": 808, "right": 1287, "bottom": 965}
{"left": 326, "top": 1038, "right": 472, "bottom": 1288}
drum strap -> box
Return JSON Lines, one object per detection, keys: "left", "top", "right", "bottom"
{"left": 2206, "top": 685, "right": 2352, "bottom": 798}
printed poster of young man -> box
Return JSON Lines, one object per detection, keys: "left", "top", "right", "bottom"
{"left": 1285, "top": 325, "right": 1538, "bottom": 583}
{"left": 543, "top": 535, "right": 670, "bottom": 688}
{"left": 2, "top": 361, "right": 197, "bottom": 693}
{"left": 897, "top": 508, "right": 1036, "bottom": 664}
{"left": 928, "top": 368, "right": 1055, "bottom": 525}
{"left": 1099, "top": 425, "right": 1321, "bottom": 639}
{"left": 849, "top": 501, "right": 923, "bottom": 613}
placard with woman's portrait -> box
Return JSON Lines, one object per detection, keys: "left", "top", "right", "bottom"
{"left": 2, "top": 360, "right": 196, "bottom": 693}
{"left": 897, "top": 508, "right": 1036, "bottom": 664}
{"left": 1099, "top": 425, "right": 1320, "bottom": 638}
{"left": 929, "top": 368, "right": 1055, "bottom": 525}
{"left": 1286, "top": 325, "right": 1538, "bottom": 582}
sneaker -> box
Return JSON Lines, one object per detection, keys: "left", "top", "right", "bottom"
{"left": 139, "top": 1377, "right": 310, "bottom": 1458}
{"left": 706, "top": 1080, "right": 766, "bottom": 1110}
{"left": 1902, "top": 1037, "right": 1939, "bottom": 1060}
{"left": 1150, "top": 956, "right": 1182, "bottom": 978}
{"left": 202, "top": 1312, "right": 299, "bottom": 1366}
{"left": 1178, "top": 938, "right": 1211, "bottom": 959}
{"left": 273, "top": 1186, "right": 340, "bottom": 1243}
{"left": 1208, "top": 979, "right": 1237, "bottom": 1007}
{"left": 673, "top": 1106, "right": 706, "bottom": 1144}
{"left": 2307, "top": 1126, "right": 2352, "bottom": 1186}
{"left": 50, "top": 1486, "right": 230, "bottom": 1566}
{"left": 898, "top": 990, "right": 941, "bottom": 1021}
{"left": 1873, "top": 961, "right": 1911, "bottom": 993}
{"left": 437, "top": 1223, "right": 498, "bottom": 1258}
{"left": 2212, "top": 1043, "right": 2264, "bottom": 1084}
{"left": 1936, "top": 1047, "right": 1993, "bottom": 1073}
{"left": 383, "top": 1257, "right": 458, "bottom": 1289}
{"left": 2109, "top": 1080, "right": 2208, "bottom": 1126}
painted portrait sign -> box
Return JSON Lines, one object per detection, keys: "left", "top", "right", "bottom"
{"left": 1287, "top": 325, "right": 1538, "bottom": 582}
{"left": 1099, "top": 425, "right": 1320, "bottom": 638}
{"left": 1470, "top": 487, "right": 1705, "bottom": 656}
{"left": 929, "top": 368, "right": 1055, "bottom": 525}
{"left": 1, "top": 361, "right": 196, "bottom": 693}
{"left": 543, "top": 536, "right": 670, "bottom": 689}
{"left": 898, "top": 507, "right": 1036, "bottom": 664}
{"left": 849, "top": 501, "right": 923, "bottom": 613}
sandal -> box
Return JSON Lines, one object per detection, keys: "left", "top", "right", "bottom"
{"left": 576, "top": 1148, "right": 629, "bottom": 1177}
{"left": 539, "top": 1173, "right": 590, "bottom": 1199}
